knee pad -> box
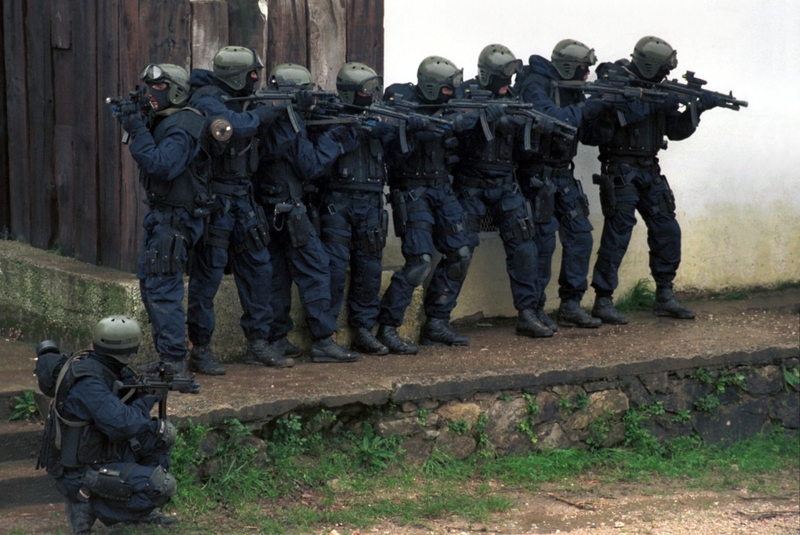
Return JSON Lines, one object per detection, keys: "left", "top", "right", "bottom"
{"left": 444, "top": 246, "right": 472, "bottom": 282}
{"left": 147, "top": 467, "right": 177, "bottom": 507}
{"left": 402, "top": 254, "right": 432, "bottom": 287}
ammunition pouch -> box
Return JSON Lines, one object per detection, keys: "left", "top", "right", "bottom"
{"left": 241, "top": 204, "right": 270, "bottom": 253}
{"left": 462, "top": 212, "right": 483, "bottom": 234}
{"left": 284, "top": 204, "right": 313, "bottom": 249}
{"left": 143, "top": 228, "right": 188, "bottom": 276}
{"left": 531, "top": 176, "right": 556, "bottom": 224}
{"left": 643, "top": 175, "right": 676, "bottom": 216}
{"left": 390, "top": 189, "right": 408, "bottom": 237}
{"left": 500, "top": 200, "right": 535, "bottom": 243}
{"left": 356, "top": 220, "right": 386, "bottom": 254}
{"left": 81, "top": 465, "right": 135, "bottom": 502}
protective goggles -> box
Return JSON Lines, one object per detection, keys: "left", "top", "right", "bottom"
{"left": 494, "top": 59, "right": 523, "bottom": 77}
{"left": 140, "top": 64, "right": 170, "bottom": 84}
{"left": 444, "top": 69, "right": 464, "bottom": 89}
{"left": 664, "top": 50, "right": 678, "bottom": 70}
{"left": 338, "top": 75, "right": 383, "bottom": 94}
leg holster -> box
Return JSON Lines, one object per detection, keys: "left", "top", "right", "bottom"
{"left": 501, "top": 200, "right": 535, "bottom": 243}
{"left": 390, "top": 188, "right": 408, "bottom": 237}
{"left": 81, "top": 465, "right": 135, "bottom": 501}
{"left": 285, "top": 204, "right": 312, "bottom": 249}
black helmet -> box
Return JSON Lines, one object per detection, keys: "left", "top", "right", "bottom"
{"left": 92, "top": 315, "right": 142, "bottom": 364}
{"left": 268, "top": 63, "right": 313, "bottom": 90}
{"left": 631, "top": 36, "right": 677, "bottom": 79}
{"left": 213, "top": 46, "right": 264, "bottom": 90}
{"left": 140, "top": 63, "right": 191, "bottom": 108}
{"left": 551, "top": 39, "right": 597, "bottom": 80}
{"left": 416, "top": 56, "right": 463, "bottom": 102}
{"left": 336, "top": 62, "right": 382, "bottom": 105}
{"left": 477, "top": 44, "right": 522, "bottom": 88}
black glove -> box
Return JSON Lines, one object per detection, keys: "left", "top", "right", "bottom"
{"left": 328, "top": 125, "right": 359, "bottom": 153}
{"left": 485, "top": 103, "right": 505, "bottom": 122}
{"left": 254, "top": 104, "right": 280, "bottom": 125}
{"left": 119, "top": 111, "right": 146, "bottom": 135}
{"left": 655, "top": 93, "right": 682, "bottom": 112}
{"left": 451, "top": 113, "right": 478, "bottom": 133}
{"left": 407, "top": 115, "right": 430, "bottom": 131}
{"left": 580, "top": 98, "right": 611, "bottom": 120}
{"left": 294, "top": 90, "right": 315, "bottom": 112}
{"left": 697, "top": 92, "right": 720, "bottom": 113}
{"left": 153, "top": 418, "right": 177, "bottom": 448}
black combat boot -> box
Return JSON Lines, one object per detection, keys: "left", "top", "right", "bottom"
{"left": 516, "top": 309, "right": 554, "bottom": 338}
{"left": 536, "top": 307, "right": 558, "bottom": 332}
{"left": 246, "top": 339, "right": 294, "bottom": 368}
{"left": 653, "top": 287, "right": 696, "bottom": 319}
{"left": 270, "top": 337, "right": 302, "bottom": 358}
{"left": 138, "top": 357, "right": 190, "bottom": 379}
{"left": 188, "top": 345, "right": 226, "bottom": 376}
{"left": 310, "top": 336, "right": 360, "bottom": 363}
{"left": 127, "top": 509, "right": 179, "bottom": 526}
{"left": 66, "top": 501, "right": 96, "bottom": 535}
{"left": 420, "top": 317, "right": 469, "bottom": 346}
{"left": 376, "top": 324, "right": 419, "bottom": 355}
{"left": 557, "top": 299, "right": 602, "bottom": 328}
{"left": 351, "top": 327, "right": 389, "bottom": 355}
{"left": 591, "top": 296, "right": 629, "bottom": 325}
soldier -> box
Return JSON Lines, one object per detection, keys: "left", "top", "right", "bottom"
{"left": 113, "top": 63, "right": 216, "bottom": 377}
{"left": 35, "top": 317, "right": 177, "bottom": 534}
{"left": 187, "top": 46, "right": 293, "bottom": 371}
{"left": 254, "top": 63, "right": 359, "bottom": 363}
{"left": 514, "top": 40, "right": 612, "bottom": 330}
{"left": 376, "top": 56, "right": 474, "bottom": 352}
{"left": 587, "top": 36, "right": 721, "bottom": 324}
{"left": 447, "top": 44, "right": 552, "bottom": 339}
{"left": 318, "top": 62, "right": 424, "bottom": 355}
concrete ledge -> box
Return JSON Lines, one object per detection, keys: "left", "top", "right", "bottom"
{"left": 0, "top": 239, "right": 424, "bottom": 362}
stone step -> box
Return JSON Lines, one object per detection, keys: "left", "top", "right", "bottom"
{"left": 0, "top": 420, "right": 44, "bottom": 464}
{"left": 0, "top": 458, "right": 62, "bottom": 511}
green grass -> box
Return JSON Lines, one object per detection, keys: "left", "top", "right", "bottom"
{"left": 159, "top": 417, "right": 799, "bottom": 534}
{"left": 615, "top": 278, "right": 656, "bottom": 312}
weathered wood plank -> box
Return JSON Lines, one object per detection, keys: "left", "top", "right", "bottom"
{"left": 345, "top": 0, "right": 384, "bottom": 75}
{"left": 0, "top": 3, "right": 9, "bottom": 235}
{"left": 140, "top": 0, "right": 193, "bottom": 67}
{"left": 267, "top": 0, "right": 308, "bottom": 74}
{"left": 3, "top": 0, "right": 31, "bottom": 243}
{"left": 97, "top": 0, "right": 125, "bottom": 269}
{"left": 308, "top": 0, "right": 346, "bottom": 90}
{"left": 26, "top": 0, "right": 56, "bottom": 249}
{"left": 228, "top": 0, "right": 267, "bottom": 65}
{"left": 191, "top": 0, "right": 228, "bottom": 70}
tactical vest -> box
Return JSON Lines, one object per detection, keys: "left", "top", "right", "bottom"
{"left": 601, "top": 107, "right": 668, "bottom": 158}
{"left": 392, "top": 136, "right": 450, "bottom": 185}
{"left": 515, "top": 69, "right": 579, "bottom": 163}
{"left": 258, "top": 158, "right": 305, "bottom": 203}
{"left": 192, "top": 85, "right": 260, "bottom": 179}
{"left": 141, "top": 108, "right": 212, "bottom": 212}
{"left": 328, "top": 136, "right": 386, "bottom": 193}
{"left": 51, "top": 353, "right": 122, "bottom": 469}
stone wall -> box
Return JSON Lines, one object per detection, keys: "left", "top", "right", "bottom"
{"left": 197, "top": 357, "right": 799, "bottom": 465}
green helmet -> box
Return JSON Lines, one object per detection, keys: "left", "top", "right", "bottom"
{"left": 336, "top": 62, "right": 382, "bottom": 105}
{"left": 213, "top": 46, "right": 264, "bottom": 90}
{"left": 551, "top": 39, "right": 597, "bottom": 80}
{"left": 140, "top": 63, "right": 190, "bottom": 107}
{"left": 92, "top": 315, "right": 142, "bottom": 364}
{"left": 477, "top": 44, "right": 522, "bottom": 88}
{"left": 631, "top": 36, "right": 677, "bottom": 79}
{"left": 416, "top": 56, "right": 463, "bottom": 102}
{"left": 268, "top": 63, "right": 313, "bottom": 90}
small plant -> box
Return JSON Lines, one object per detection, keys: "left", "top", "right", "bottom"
{"left": 694, "top": 393, "right": 721, "bottom": 413}
{"left": 694, "top": 367, "right": 715, "bottom": 385}
{"left": 474, "top": 413, "right": 492, "bottom": 456}
{"left": 716, "top": 370, "right": 747, "bottom": 394}
{"left": 9, "top": 390, "right": 38, "bottom": 421}
{"left": 783, "top": 366, "right": 800, "bottom": 391}
{"left": 353, "top": 422, "right": 396, "bottom": 471}
{"left": 586, "top": 414, "right": 614, "bottom": 450}
{"left": 622, "top": 404, "right": 664, "bottom": 456}
{"left": 448, "top": 419, "right": 469, "bottom": 436}
{"left": 723, "top": 290, "right": 748, "bottom": 300}
{"left": 575, "top": 391, "right": 590, "bottom": 412}
{"left": 671, "top": 409, "right": 692, "bottom": 424}
{"left": 417, "top": 408, "right": 431, "bottom": 426}
{"left": 615, "top": 278, "right": 656, "bottom": 312}
{"left": 517, "top": 393, "right": 540, "bottom": 444}
{"left": 500, "top": 393, "right": 513, "bottom": 402}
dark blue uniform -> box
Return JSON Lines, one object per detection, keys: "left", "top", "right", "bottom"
{"left": 186, "top": 70, "right": 278, "bottom": 346}
{"left": 587, "top": 64, "right": 697, "bottom": 298}
{"left": 444, "top": 80, "right": 540, "bottom": 317}
{"left": 52, "top": 354, "right": 175, "bottom": 526}
{"left": 127, "top": 109, "right": 207, "bottom": 363}
{"left": 255, "top": 116, "right": 350, "bottom": 341}
{"left": 515, "top": 55, "right": 597, "bottom": 309}
{"left": 377, "top": 83, "right": 471, "bottom": 328}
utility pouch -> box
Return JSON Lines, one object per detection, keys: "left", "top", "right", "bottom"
{"left": 533, "top": 178, "right": 556, "bottom": 224}
{"left": 192, "top": 191, "right": 215, "bottom": 219}
{"left": 593, "top": 173, "right": 617, "bottom": 218}
{"left": 575, "top": 179, "right": 590, "bottom": 218}
{"left": 390, "top": 189, "right": 408, "bottom": 237}
{"left": 286, "top": 205, "right": 312, "bottom": 249}
{"left": 82, "top": 466, "right": 134, "bottom": 501}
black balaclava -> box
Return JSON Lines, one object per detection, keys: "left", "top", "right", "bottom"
{"left": 485, "top": 75, "right": 512, "bottom": 96}
{"left": 353, "top": 93, "right": 374, "bottom": 107}
{"left": 149, "top": 86, "right": 171, "bottom": 112}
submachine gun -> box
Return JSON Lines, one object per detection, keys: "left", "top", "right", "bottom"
{"left": 113, "top": 361, "right": 200, "bottom": 420}
{"left": 104, "top": 85, "right": 150, "bottom": 143}
{"left": 641, "top": 70, "right": 748, "bottom": 127}
{"left": 222, "top": 87, "right": 339, "bottom": 134}
{"left": 433, "top": 88, "right": 577, "bottom": 151}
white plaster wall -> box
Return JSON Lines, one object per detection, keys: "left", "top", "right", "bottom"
{"left": 382, "top": 0, "right": 800, "bottom": 319}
